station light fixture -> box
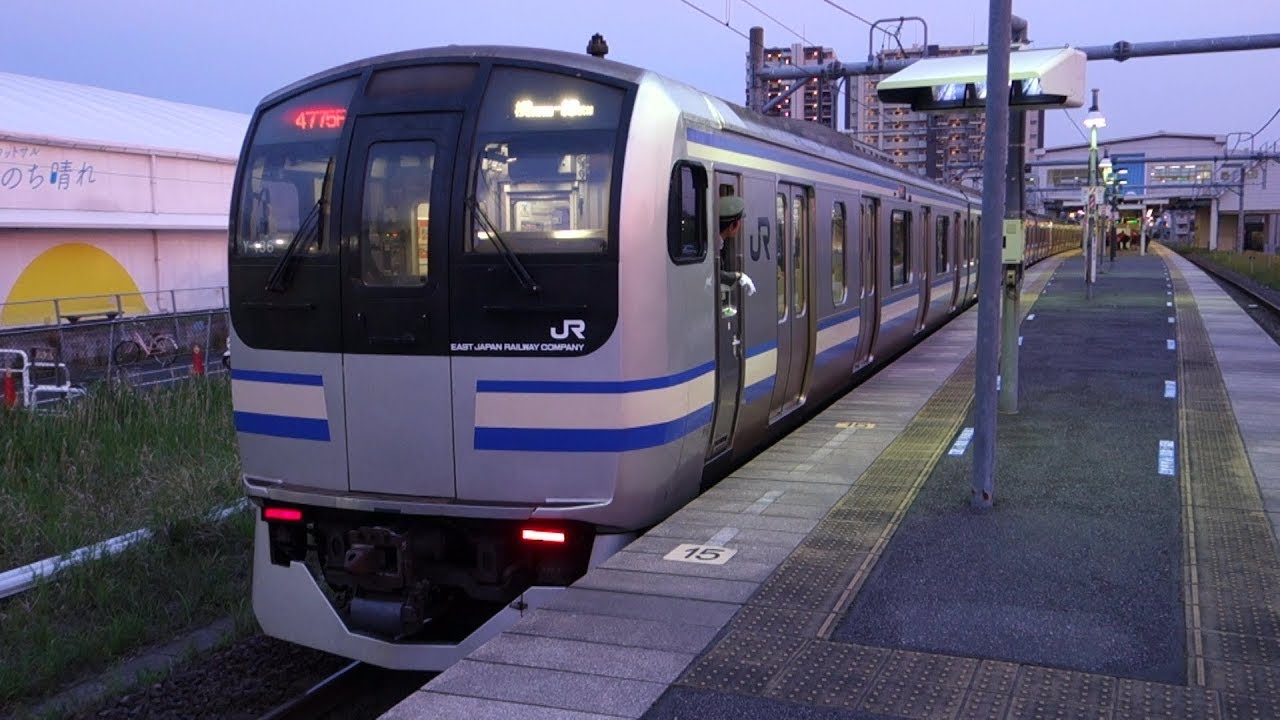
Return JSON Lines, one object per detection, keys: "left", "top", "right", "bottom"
{"left": 876, "top": 47, "right": 1087, "bottom": 112}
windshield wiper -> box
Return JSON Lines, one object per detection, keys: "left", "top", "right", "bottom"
{"left": 264, "top": 199, "right": 322, "bottom": 293}
{"left": 468, "top": 196, "right": 540, "bottom": 294}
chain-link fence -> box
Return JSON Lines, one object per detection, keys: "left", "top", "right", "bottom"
{"left": 1, "top": 292, "right": 230, "bottom": 400}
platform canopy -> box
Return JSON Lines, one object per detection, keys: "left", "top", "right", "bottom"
{"left": 876, "top": 46, "right": 1087, "bottom": 111}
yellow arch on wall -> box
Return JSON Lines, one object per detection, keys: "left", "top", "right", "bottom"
{"left": 2, "top": 243, "right": 149, "bottom": 326}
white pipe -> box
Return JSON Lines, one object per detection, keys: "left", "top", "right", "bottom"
{"left": 0, "top": 499, "right": 249, "bottom": 600}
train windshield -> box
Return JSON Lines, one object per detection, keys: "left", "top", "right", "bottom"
{"left": 235, "top": 78, "right": 358, "bottom": 257}
{"left": 469, "top": 67, "right": 625, "bottom": 255}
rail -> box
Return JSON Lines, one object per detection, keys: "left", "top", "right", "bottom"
{"left": 1181, "top": 252, "right": 1280, "bottom": 318}
{"left": 257, "top": 661, "right": 434, "bottom": 720}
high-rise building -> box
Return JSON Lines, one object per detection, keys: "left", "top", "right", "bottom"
{"left": 753, "top": 44, "right": 839, "bottom": 126}
{"left": 846, "top": 44, "right": 1045, "bottom": 183}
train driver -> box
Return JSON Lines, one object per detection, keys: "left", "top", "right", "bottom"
{"left": 717, "top": 196, "right": 756, "bottom": 297}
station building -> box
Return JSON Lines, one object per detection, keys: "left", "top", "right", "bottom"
{"left": 0, "top": 71, "right": 249, "bottom": 327}
{"left": 1031, "top": 131, "right": 1280, "bottom": 253}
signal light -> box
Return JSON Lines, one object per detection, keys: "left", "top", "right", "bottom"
{"left": 264, "top": 506, "right": 304, "bottom": 522}
{"left": 521, "top": 528, "right": 566, "bottom": 543}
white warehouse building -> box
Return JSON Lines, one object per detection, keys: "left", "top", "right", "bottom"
{"left": 0, "top": 71, "right": 249, "bottom": 327}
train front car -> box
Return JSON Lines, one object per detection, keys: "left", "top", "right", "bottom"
{"left": 227, "top": 49, "right": 690, "bottom": 670}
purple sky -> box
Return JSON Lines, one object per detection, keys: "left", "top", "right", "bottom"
{"left": 4, "top": 0, "right": 1278, "bottom": 150}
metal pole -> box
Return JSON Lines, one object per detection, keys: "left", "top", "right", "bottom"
{"left": 999, "top": 104, "right": 1025, "bottom": 415}
{"left": 1237, "top": 168, "right": 1246, "bottom": 251}
{"left": 973, "top": 0, "right": 1011, "bottom": 509}
{"left": 1087, "top": 121, "right": 1099, "bottom": 298}
{"left": 763, "top": 78, "right": 809, "bottom": 114}
{"left": 757, "top": 32, "right": 1280, "bottom": 83}
{"left": 749, "top": 26, "right": 765, "bottom": 113}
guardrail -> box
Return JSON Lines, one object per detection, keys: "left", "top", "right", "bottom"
{"left": 0, "top": 500, "right": 250, "bottom": 601}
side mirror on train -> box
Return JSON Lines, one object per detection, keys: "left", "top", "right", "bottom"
{"left": 876, "top": 47, "right": 1086, "bottom": 112}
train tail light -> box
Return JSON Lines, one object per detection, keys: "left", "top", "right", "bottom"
{"left": 264, "top": 506, "right": 304, "bottom": 523}
{"left": 521, "top": 528, "right": 566, "bottom": 543}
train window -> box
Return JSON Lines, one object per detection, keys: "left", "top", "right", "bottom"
{"left": 935, "top": 215, "right": 950, "bottom": 273}
{"left": 776, "top": 193, "right": 787, "bottom": 321}
{"left": 832, "top": 201, "right": 847, "bottom": 305}
{"left": 667, "top": 163, "right": 706, "bottom": 264}
{"left": 235, "top": 77, "right": 358, "bottom": 257}
{"left": 861, "top": 197, "right": 878, "bottom": 298}
{"left": 890, "top": 210, "right": 911, "bottom": 288}
{"left": 792, "top": 193, "right": 807, "bottom": 317}
{"left": 468, "top": 66, "right": 625, "bottom": 255}
{"left": 359, "top": 141, "right": 435, "bottom": 286}
{"left": 366, "top": 64, "right": 477, "bottom": 98}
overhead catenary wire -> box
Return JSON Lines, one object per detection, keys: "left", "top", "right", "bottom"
{"left": 677, "top": 0, "right": 750, "bottom": 40}
{"left": 739, "top": 0, "right": 808, "bottom": 45}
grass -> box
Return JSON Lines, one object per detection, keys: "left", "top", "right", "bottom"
{"left": 0, "top": 377, "right": 240, "bottom": 569}
{"left": 1179, "top": 248, "right": 1280, "bottom": 291}
{"left": 0, "top": 376, "right": 253, "bottom": 715}
{"left": 0, "top": 513, "right": 255, "bottom": 715}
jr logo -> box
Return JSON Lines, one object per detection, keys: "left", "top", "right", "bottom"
{"left": 550, "top": 319, "right": 586, "bottom": 340}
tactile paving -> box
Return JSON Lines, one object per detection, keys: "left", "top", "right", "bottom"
{"left": 970, "top": 659, "right": 1021, "bottom": 696}
{"left": 1013, "top": 666, "right": 1117, "bottom": 708}
{"left": 859, "top": 673, "right": 967, "bottom": 719}
{"left": 727, "top": 605, "right": 825, "bottom": 639}
{"left": 1114, "top": 679, "right": 1221, "bottom": 719}
{"left": 677, "top": 629, "right": 807, "bottom": 694}
{"left": 879, "top": 648, "right": 979, "bottom": 689}
{"left": 762, "top": 641, "right": 889, "bottom": 709}
{"left": 957, "top": 690, "right": 1011, "bottom": 720}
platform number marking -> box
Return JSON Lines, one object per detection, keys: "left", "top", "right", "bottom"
{"left": 1158, "top": 440, "right": 1176, "bottom": 476}
{"left": 665, "top": 544, "right": 737, "bottom": 565}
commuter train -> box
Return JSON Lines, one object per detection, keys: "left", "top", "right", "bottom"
{"left": 227, "top": 44, "right": 1077, "bottom": 670}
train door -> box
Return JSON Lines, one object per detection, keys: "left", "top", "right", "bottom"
{"left": 916, "top": 206, "right": 931, "bottom": 333}
{"left": 770, "top": 183, "right": 811, "bottom": 420}
{"left": 855, "top": 195, "right": 880, "bottom": 368}
{"left": 951, "top": 212, "right": 962, "bottom": 310}
{"left": 709, "top": 172, "right": 743, "bottom": 458}
{"left": 338, "top": 113, "right": 459, "bottom": 497}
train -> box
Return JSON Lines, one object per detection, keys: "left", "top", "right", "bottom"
{"left": 226, "top": 43, "right": 1078, "bottom": 670}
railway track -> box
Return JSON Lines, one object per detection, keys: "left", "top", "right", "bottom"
{"left": 1181, "top": 251, "right": 1280, "bottom": 343}
{"left": 258, "top": 661, "right": 434, "bottom": 720}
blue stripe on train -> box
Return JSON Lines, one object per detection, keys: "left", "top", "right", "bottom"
{"left": 475, "top": 405, "right": 715, "bottom": 452}
{"left": 230, "top": 369, "right": 324, "bottom": 386}
{"left": 233, "top": 411, "right": 330, "bottom": 441}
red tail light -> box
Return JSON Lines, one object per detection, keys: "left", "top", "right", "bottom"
{"left": 264, "top": 506, "right": 303, "bottom": 522}
{"left": 521, "top": 528, "right": 566, "bottom": 543}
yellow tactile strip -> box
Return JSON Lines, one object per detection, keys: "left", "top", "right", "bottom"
{"left": 1168, "top": 255, "right": 1280, "bottom": 719}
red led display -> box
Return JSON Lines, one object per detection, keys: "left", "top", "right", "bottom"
{"left": 290, "top": 106, "right": 347, "bottom": 131}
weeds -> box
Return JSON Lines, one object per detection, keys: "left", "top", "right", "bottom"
{"left": 0, "top": 376, "right": 250, "bottom": 713}
{"left": 0, "top": 512, "right": 254, "bottom": 713}
{"left": 0, "top": 377, "right": 239, "bottom": 570}
{"left": 1180, "top": 248, "right": 1280, "bottom": 291}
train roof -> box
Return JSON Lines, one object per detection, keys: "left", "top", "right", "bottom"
{"left": 264, "top": 44, "right": 972, "bottom": 204}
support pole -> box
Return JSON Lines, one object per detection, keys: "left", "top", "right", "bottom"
{"left": 999, "top": 107, "right": 1025, "bottom": 415}
{"left": 1237, "top": 169, "right": 1247, "bottom": 251}
{"left": 748, "top": 26, "right": 765, "bottom": 113}
{"left": 973, "top": 0, "right": 1011, "bottom": 509}
{"left": 1209, "top": 196, "right": 1220, "bottom": 250}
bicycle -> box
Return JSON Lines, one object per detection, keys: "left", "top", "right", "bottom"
{"left": 113, "top": 326, "right": 179, "bottom": 367}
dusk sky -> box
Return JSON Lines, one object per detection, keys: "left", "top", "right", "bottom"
{"left": 4, "top": 0, "right": 1278, "bottom": 150}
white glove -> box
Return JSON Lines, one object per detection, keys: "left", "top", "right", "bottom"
{"left": 738, "top": 273, "right": 756, "bottom": 296}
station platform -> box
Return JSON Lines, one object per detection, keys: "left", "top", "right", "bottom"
{"left": 382, "top": 246, "right": 1280, "bottom": 720}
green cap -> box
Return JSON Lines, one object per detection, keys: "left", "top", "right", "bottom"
{"left": 718, "top": 196, "right": 745, "bottom": 222}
